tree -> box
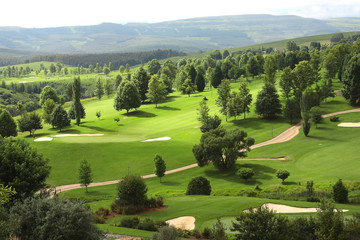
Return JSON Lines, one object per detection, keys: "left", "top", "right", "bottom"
{"left": 96, "top": 111, "right": 101, "bottom": 119}
{"left": 0, "top": 138, "right": 50, "bottom": 200}
{"left": 193, "top": 127, "right": 255, "bottom": 169}
{"left": 231, "top": 206, "right": 289, "bottom": 240}
{"left": 147, "top": 75, "right": 167, "bottom": 108}
{"left": 216, "top": 79, "right": 231, "bottom": 120}
{"left": 227, "top": 91, "right": 243, "bottom": 120}
{"left": 246, "top": 56, "right": 259, "bottom": 79}
{"left": 197, "top": 100, "right": 210, "bottom": 124}
{"left": 342, "top": 53, "right": 360, "bottom": 105}
{"left": 186, "top": 176, "right": 211, "bottom": 195}
{"left": 105, "top": 79, "right": 113, "bottom": 97}
{"left": 276, "top": 169, "right": 290, "bottom": 184}
{"left": 39, "top": 85, "right": 58, "bottom": 105}
{"left": 293, "top": 61, "right": 315, "bottom": 100}
{"left": 133, "top": 66, "right": 150, "bottom": 102}
{"left": 188, "top": 64, "right": 197, "bottom": 83}
{"left": 10, "top": 198, "right": 102, "bottom": 240}
{"left": 42, "top": 98, "right": 56, "bottom": 125}
{"left": 78, "top": 159, "right": 93, "bottom": 193}
{"left": 0, "top": 109, "right": 17, "bottom": 138}
{"left": 211, "top": 218, "right": 228, "bottom": 240}
{"left": 301, "top": 89, "right": 311, "bottom": 136}
{"left": 283, "top": 98, "right": 301, "bottom": 123}
{"left": 117, "top": 175, "right": 148, "bottom": 207}
{"left": 50, "top": 105, "right": 71, "bottom": 132}
{"left": 68, "top": 102, "right": 86, "bottom": 120}
{"left": 239, "top": 82, "right": 252, "bottom": 119}
{"left": 94, "top": 78, "right": 104, "bottom": 100}
{"left": 73, "top": 77, "right": 84, "bottom": 126}
{"left": 279, "top": 67, "right": 294, "bottom": 99}
{"left": 211, "top": 65, "right": 223, "bottom": 88}
{"left": 147, "top": 59, "right": 161, "bottom": 75}
{"left": 310, "top": 106, "right": 322, "bottom": 128}
{"left": 200, "top": 115, "right": 222, "bottom": 133}
{"left": 237, "top": 168, "right": 255, "bottom": 183}
{"left": 17, "top": 112, "right": 43, "bottom": 137}
{"left": 151, "top": 226, "right": 180, "bottom": 240}
{"left": 323, "top": 52, "right": 338, "bottom": 80}
{"left": 264, "top": 55, "right": 276, "bottom": 84}
{"left": 154, "top": 154, "right": 166, "bottom": 183}
{"left": 180, "top": 78, "right": 196, "bottom": 97}
{"left": 255, "top": 83, "right": 282, "bottom": 119}
{"left": 113, "top": 80, "right": 141, "bottom": 113}
{"left": 195, "top": 71, "right": 205, "bottom": 92}
{"left": 286, "top": 40, "right": 299, "bottom": 51}
{"left": 333, "top": 179, "right": 348, "bottom": 203}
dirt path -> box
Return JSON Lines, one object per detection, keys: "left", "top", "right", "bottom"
{"left": 53, "top": 108, "right": 360, "bottom": 193}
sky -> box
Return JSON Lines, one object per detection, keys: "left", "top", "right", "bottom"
{"left": 1, "top": 0, "right": 359, "bottom": 28}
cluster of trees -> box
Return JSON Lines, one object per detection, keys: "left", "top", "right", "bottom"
{"left": 1, "top": 65, "right": 31, "bottom": 78}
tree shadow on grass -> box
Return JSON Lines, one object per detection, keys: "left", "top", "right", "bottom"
{"left": 306, "top": 135, "right": 338, "bottom": 141}
{"left": 203, "top": 167, "right": 239, "bottom": 184}
{"left": 238, "top": 163, "right": 277, "bottom": 182}
{"left": 79, "top": 125, "right": 116, "bottom": 133}
{"left": 157, "top": 106, "right": 181, "bottom": 111}
{"left": 163, "top": 95, "right": 181, "bottom": 103}
{"left": 123, "top": 110, "right": 157, "bottom": 118}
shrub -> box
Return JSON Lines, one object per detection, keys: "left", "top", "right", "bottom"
{"left": 120, "top": 216, "right": 140, "bottom": 228}
{"left": 236, "top": 168, "right": 255, "bottom": 182}
{"left": 151, "top": 226, "right": 180, "bottom": 240}
{"left": 330, "top": 116, "right": 339, "bottom": 122}
{"left": 95, "top": 207, "right": 109, "bottom": 218}
{"left": 202, "top": 227, "right": 212, "bottom": 239}
{"left": 307, "top": 196, "right": 320, "bottom": 202}
{"left": 333, "top": 179, "right": 348, "bottom": 203}
{"left": 122, "top": 205, "right": 138, "bottom": 215}
{"left": 138, "top": 217, "right": 157, "bottom": 231}
{"left": 146, "top": 197, "right": 157, "bottom": 208}
{"left": 276, "top": 170, "right": 290, "bottom": 184}
{"left": 117, "top": 175, "right": 148, "bottom": 207}
{"left": 156, "top": 196, "right": 164, "bottom": 207}
{"left": 186, "top": 176, "right": 211, "bottom": 195}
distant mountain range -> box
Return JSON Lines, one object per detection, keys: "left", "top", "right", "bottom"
{"left": 0, "top": 14, "right": 359, "bottom": 56}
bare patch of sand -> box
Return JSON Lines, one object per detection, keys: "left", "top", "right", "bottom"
{"left": 34, "top": 137, "right": 53, "bottom": 142}
{"left": 141, "top": 137, "right": 171, "bottom": 142}
{"left": 52, "top": 134, "right": 104, "bottom": 137}
{"left": 338, "top": 122, "right": 360, "bottom": 127}
{"left": 245, "top": 203, "right": 348, "bottom": 213}
{"left": 166, "top": 216, "right": 195, "bottom": 230}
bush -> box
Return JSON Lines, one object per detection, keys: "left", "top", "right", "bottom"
{"left": 146, "top": 197, "right": 157, "bottom": 208}
{"left": 120, "top": 216, "right": 140, "bottom": 228}
{"left": 156, "top": 196, "right": 164, "bottom": 207}
{"left": 95, "top": 207, "right": 109, "bottom": 218}
{"left": 186, "top": 176, "right": 212, "bottom": 195}
{"left": 202, "top": 227, "right": 212, "bottom": 239}
{"left": 151, "top": 226, "right": 180, "bottom": 240}
{"left": 122, "top": 205, "right": 138, "bottom": 215}
{"left": 333, "top": 179, "right": 348, "bottom": 203}
{"left": 138, "top": 217, "right": 157, "bottom": 231}
{"left": 307, "top": 196, "right": 320, "bottom": 202}
{"left": 330, "top": 116, "right": 339, "bottom": 122}
{"left": 117, "top": 175, "right": 148, "bottom": 207}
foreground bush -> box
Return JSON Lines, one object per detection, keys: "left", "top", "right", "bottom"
{"left": 186, "top": 176, "right": 211, "bottom": 195}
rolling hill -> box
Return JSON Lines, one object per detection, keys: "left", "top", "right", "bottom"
{"left": 0, "top": 14, "right": 359, "bottom": 55}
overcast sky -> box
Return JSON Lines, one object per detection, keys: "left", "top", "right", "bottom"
{"left": 1, "top": 0, "right": 359, "bottom": 28}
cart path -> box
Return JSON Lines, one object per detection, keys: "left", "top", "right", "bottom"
{"left": 53, "top": 108, "right": 360, "bottom": 193}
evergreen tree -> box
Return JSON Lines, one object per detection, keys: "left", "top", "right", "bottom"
{"left": 78, "top": 159, "right": 93, "bottom": 193}
{"left": 94, "top": 78, "right": 104, "bottom": 100}
{"left": 255, "top": 83, "right": 282, "bottom": 118}
{"left": 333, "top": 179, "right": 348, "bottom": 203}
{"left": 342, "top": 53, "right": 360, "bottom": 105}
{"left": 195, "top": 71, "right": 205, "bottom": 92}
{"left": 279, "top": 67, "right": 294, "bottom": 99}
{"left": 216, "top": 79, "right": 231, "bottom": 120}
{"left": 147, "top": 75, "right": 167, "bottom": 108}
{"left": 154, "top": 154, "right": 166, "bottom": 183}
{"left": 105, "top": 79, "right": 113, "bottom": 97}
{"left": 0, "top": 109, "right": 17, "bottom": 137}
{"left": 50, "top": 105, "right": 71, "bottom": 132}
{"left": 300, "top": 89, "right": 311, "bottom": 136}
{"left": 211, "top": 65, "right": 223, "bottom": 88}
{"left": 133, "top": 66, "right": 150, "bottom": 102}
{"left": 73, "top": 77, "right": 84, "bottom": 126}
{"left": 264, "top": 55, "right": 276, "bottom": 84}
{"left": 226, "top": 91, "right": 242, "bottom": 120}
{"left": 239, "top": 83, "right": 252, "bottom": 119}
{"left": 188, "top": 65, "right": 197, "bottom": 84}
{"left": 246, "top": 56, "right": 259, "bottom": 79}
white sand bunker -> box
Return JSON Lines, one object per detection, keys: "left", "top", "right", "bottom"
{"left": 166, "top": 216, "right": 195, "bottom": 230}
{"left": 52, "top": 134, "right": 104, "bottom": 137}
{"left": 141, "top": 137, "right": 171, "bottom": 142}
{"left": 338, "top": 122, "right": 360, "bottom": 127}
{"left": 34, "top": 137, "right": 53, "bottom": 142}
{"left": 246, "top": 203, "right": 348, "bottom": 213}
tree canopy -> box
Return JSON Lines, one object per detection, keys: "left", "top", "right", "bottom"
{"left": 114, "top": 80, "right": 141, "bottom": 113}
{"left": 0, "top": 109, "right": 17, "bottom": 138}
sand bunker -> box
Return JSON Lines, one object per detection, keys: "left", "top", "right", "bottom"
{"left": 141, "top": 137, "right": 171, "bottom": 142}
{"left": 34, "top": 137, "right": 53, "bottom": 142}
{"left": 246, "top": 203, "right": 348, "bottom": 213}
{"left": 52, "top": 134, "right": 104, "bottom": 137}
{"left": 338, "top": 122, "right": 360, "bottom": 127}
{"left": 166, "top": 216, "right": 195, "bottom": 230}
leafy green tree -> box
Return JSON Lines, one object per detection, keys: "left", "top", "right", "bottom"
{"left": 285, "top": 51, "right": 299, "bottom": 69}
{"left": 188, "top": 64, "right": 197, "bottom": 83}
{"left": 286, "top": 40, "right": 299, "bottom": 51}
{"left": 255, "top": 83, "right": 282, "bottom": 119}
{"left": 73, "top": 77, "right": 84, "bottom": 126}
{"left": 197, "top": 100, "right": 210, "bottom": 124}
{"left": 180, "top": 78, "right": 196, "bottom": 97}
{"left": 276, "top": 169, "right": 290, "bottom": 184}
{"left": 211, "top": 65, "right": 223, "bottom": 88}
{"left": 279, "top": 66, "right": 294, "bottom": 99}
{"left": 0, "top": 138, "right": 50, "bottom": 200}
{"left": 117, "top": 175, "right": 148, "bottom": 207}
{"left": 232, "top": 206, "right": 289, "bottom": 240}
{"left": 239, "top": 82, "right": 252, "bottom": 119}
{"left": 186, "top": 176, "right": 211, "bottom": 195}
{"left": 236, "top": 168, "right": 255, "bottom": 183}
{"left": 105, "top": 79, "right": 113, "bottom": 97}
{"left": 10, "top": 198, "right": 102, "bottom": 240}
{"left": 255, "top": 53, "right": 265, "bottom": 75}
{"left": 0, "top": 109, "right": 17, "bottom": 137}
{"left": 133, "top": 66, "right": 150, "bottom": 102}
{"left": 283, "top": 98, "right": 301, "bottom": 123}
{"left": 200, "top": 115, "right": 222, "bottom": 133}
{"left": 195, "top": 71, "right": 205, "bottom": 92}
{"left": 154, "top": 154, "right": 166, "bottom": 183}
{"left": 211, "top": 218, "right": 229, "bottom": 240}
{"left": 147, "top": 75, "right": 167, "bottom": 107}
{"left": 333, "top": 179, "right": 348, "bottom": 203}
{"left": 226, "top": 91, "right": 242, "bottom": 120}
{"left": 193, "top": 127, "right": 254, "bottom": 169}
{"left": 216, "top": 79, "right": 231, "bottom": 120}
{"left": 246, "top": 56, "right": 259, "bottom": 79}
{"left": 39, "top": 85, "right": 58, "bottom": 105}
{"left": 119, "top": 65, "right": 125, "bottom": 73}
{"left": 50, "top": 105, "right": 70, "bottom": 132}
{"left": 324, "top": 52, "right": 338, "bottom": 80}
{"left": 264, "top": 55, "right": 276, "bottom": 84}
{"left": 342, "top": 53, "right": 360, "bottom": 105}
{"left": 310, "top": 106, "right": 322, "bottom": 128}
{"left": 68, "top": 102, "right": 86, "bottom": 120}
{"left": 17, "top": 112, "right": 43, "bottom": 137}
{"left": 293, "top": 61, "right": 315, "bottom": 100}
{"left": 114, "top": 74, "right": 122, "bottom": 90}
{"left": 94, "top": 78, "right": 104, "bottom": 100}
{"left": 147, "top": 59, "right": 161, "bottom": 75}
{"left": 114, "top": 80, "right": 142, "bottom": 113}
{"left": 78, "top": 159, "right": 93, "bottom": 193}
{"left": 221, "top": 57, "right": 235, "bottom": 79}
{"left": 42, "top": 98, "right": 56, "bottom": 125}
